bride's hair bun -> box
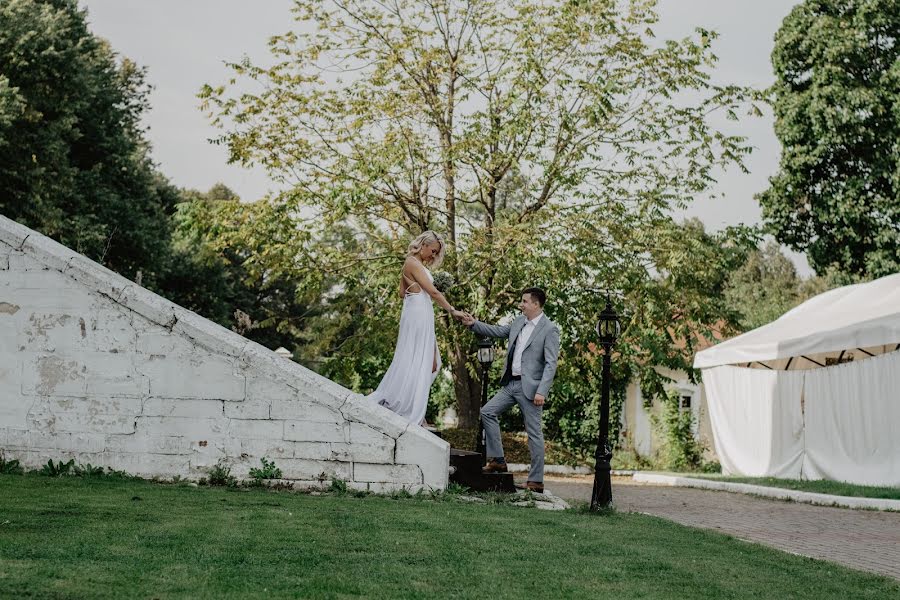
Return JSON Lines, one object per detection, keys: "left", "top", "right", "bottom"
{"left": 407, "top": 230, "right": 446, "bottom": 268}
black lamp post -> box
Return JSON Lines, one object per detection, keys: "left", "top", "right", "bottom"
{"left": 591, "top": 297, "right": 621, "bottom": 511}
{"left": 475, "top": 336, "right": 495, "bottom": 466}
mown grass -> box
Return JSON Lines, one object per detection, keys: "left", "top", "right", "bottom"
{"left": 686, "top": 474, "right": 900, "bottom": 500}
{"left": 1, "top": 475, "right": 898, "bottom": 598}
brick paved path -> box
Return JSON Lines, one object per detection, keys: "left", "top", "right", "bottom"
{"left": 540, "top": 475, "right": 900, "bottom": 581}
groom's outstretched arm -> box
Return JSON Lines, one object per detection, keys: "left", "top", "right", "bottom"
{"left": 469, "top": 319, "right": 511, "bottom": 339}
{"left": 536, "top": 324, "right": 561, "bottom": 398}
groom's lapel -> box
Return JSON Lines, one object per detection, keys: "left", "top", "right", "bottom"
{"left": 509, "top": 316, "right": 526, "bottom": 347}
{"left": 522, "top": 317, "right": 549, "bottom": 353}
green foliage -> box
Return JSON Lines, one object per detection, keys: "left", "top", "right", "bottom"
{"left": 160, "top": 185, "right": 322, "bottom": 358}
{"left": 387, "top": 487, "right": 413, "bottom": 500}
{"left": 73, "top": 463, "right": 105, "bottom": 478}
{"left": 759, "top": 0, "right": 900, "bottom": 278}
{"left": 444, "top": 482, "right": 469, "bottom": 496}
{"left": 248, "top": 457, "right": 282, "bottom": 481}
{"left": 0, "top": 0, "right": 180, "bottom": 286}
{"left": 39, "top": 459, "right": 75, "bottom": 478}
{"left": 201, "top": 0, "right": 765, "bottom": 435}
{"left": 0, "top": 453, "right": 22, "bottom": 475}
{"left": 207, "top": 460, "right": 237, "bottom": 487}
{"left": 724, "top": 241, "right": 804, "bottom": 331}
{"left": 328, "top": 478, "right": 349, "bottom": 495}
{"left": 644, "top": 390, "right": 719, "bottom": 473}
{"left": 656, "top": 390, "right": 705, "bottom": 471}
{"left": 723, "top": 240, "right": 876, "bottom": 333}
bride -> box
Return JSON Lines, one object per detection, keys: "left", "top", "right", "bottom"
{"left": 366, "top": 231, "right": 465, "bottom": 426}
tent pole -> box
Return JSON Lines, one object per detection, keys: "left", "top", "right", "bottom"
{"left": 801, "top": 355, "right": 825, "bottom": 367}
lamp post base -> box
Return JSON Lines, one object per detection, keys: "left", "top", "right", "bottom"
{"left": 590, "top": 443, "right": 613, "bottom": 511}
{"left": 475, "top": 365, "right": 489, "bottom": 467}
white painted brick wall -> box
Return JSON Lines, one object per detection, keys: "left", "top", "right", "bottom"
{"left": 0, "top": 215, "right": 449, "bottom": 491}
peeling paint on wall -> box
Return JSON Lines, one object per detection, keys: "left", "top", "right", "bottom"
{"left": 26, "top": 313, "right": 72, "bottom": 341}
{"left": 0, "top": 302, "right": 20, "bottom": 315}
{"left": 36, "top": 355, "right": 83, "bottom": 396}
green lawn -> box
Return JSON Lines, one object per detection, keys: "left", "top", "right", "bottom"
{"left": 686, "top": 475, "right": 900, "bottom": 500}
{"left": 1, "top": 475, "right": 897, "bottom": 599}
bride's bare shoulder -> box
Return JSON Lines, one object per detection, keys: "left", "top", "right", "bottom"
{"left": 403, "top": 256, "right": 424, "bottom": 272}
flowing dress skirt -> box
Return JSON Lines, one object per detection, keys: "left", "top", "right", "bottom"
{"left": 366, "top": 291, "right": 441, "bottom": 425}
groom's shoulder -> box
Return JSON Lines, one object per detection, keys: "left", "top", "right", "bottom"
{"left": 544, "top": 316, "right": 561, "bottom": 335}
{"left": 539, "top": 314, "right": 559, "bottom": 328}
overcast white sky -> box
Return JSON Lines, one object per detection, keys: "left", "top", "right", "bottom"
{"left": 79, "top": 0, "right": 811, "bottom": 275}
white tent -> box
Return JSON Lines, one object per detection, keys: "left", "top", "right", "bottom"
{"left": 694, "top": 273, "right": 900, "bottom": 486}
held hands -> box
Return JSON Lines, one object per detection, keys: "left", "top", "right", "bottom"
{"left": 453, "top": 311, "right": 476, "bottom": 326}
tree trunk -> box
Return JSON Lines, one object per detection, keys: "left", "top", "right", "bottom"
{"left": 451, "top": 342, "right": 481, "bottom": 429}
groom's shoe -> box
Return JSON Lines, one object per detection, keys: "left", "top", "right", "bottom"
{"left": 516, "top": 481, "right": 544, "bottom": 494}
{"left": 483, "top": 458, "right": 508, "bottom": 474}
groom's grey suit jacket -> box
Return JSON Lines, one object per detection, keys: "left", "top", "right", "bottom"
{"left": 471, "top": 315, "right": 561, "bottom": 402}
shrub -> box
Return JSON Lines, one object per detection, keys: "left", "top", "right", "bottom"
{"left": 328, "top": 478, "right": 348, "bottom": 495}
{"left": 655, "top": 390, "right": 707, "bottom": 471}
{"left": 0, "top": 453, "right": 23, "bottom": 475}
{"left": 207, "top": 460, "right": 237, "bottom": 487}
{"left": 74, "top": 463, "right": 105, "bottom": 478}
{"left": 40, "top": 459, "right": 75, "bottom": 477}
{"left": 249, "top": 457, "right": 282, "bottom": 481}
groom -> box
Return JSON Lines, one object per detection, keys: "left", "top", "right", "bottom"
{"left": 459, "top": 288, "right": 560, "bottom": 493}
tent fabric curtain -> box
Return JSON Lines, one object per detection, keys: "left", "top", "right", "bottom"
{"left": 703, "top": 366, "right": 805, "bottom": 478}
{"left": 801, "top": 351, "right": 900, "bottom": 486}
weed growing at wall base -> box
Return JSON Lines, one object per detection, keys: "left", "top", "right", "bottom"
{"left": 249, "top": 457, "right": 282, "bottom": 482}
{"left": 0, "top": 453, "right": 23, "bottom": 475}
{"left": 207, "top": 460, "right": 238, "bottom": 488}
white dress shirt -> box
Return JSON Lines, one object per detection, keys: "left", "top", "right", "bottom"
{"left": 511, "top": 313, "right": 543, "bottom": 376}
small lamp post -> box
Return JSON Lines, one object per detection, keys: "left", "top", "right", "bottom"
{"left": 591, "top": 297, "right": 621, "bottom": 511}
{"left": 475, "top": 336, "right": 495, "bottom": 466}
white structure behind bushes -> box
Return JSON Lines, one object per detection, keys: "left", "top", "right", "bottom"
{"left": 0, "top": 214, "right": 448, "bottom": 491}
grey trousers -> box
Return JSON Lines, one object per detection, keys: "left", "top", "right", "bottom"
{"left": 480, "top": 379, "right": 544, "bottom": 483}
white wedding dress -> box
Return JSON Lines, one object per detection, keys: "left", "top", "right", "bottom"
{"left": 366, "top": 270, "right": 441, "bottom": 425}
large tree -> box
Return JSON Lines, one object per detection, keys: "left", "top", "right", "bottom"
{"left": 723, "top": 241, "right": 803, "bottom": 331}
{"left": 202, "top": 0, "right": 762, "bottom": 429}
{"left": 162, "top": 183, "right": 322, "bottom": 356}
{"left": 0, "top": 0, "right": 178, "bottom": 285}
{"left": 759, "top": 0, "right": 900, "bottom": 278}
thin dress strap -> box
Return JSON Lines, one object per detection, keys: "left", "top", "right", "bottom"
{"left": 403, "top": 272, "right": 422, "bottom": 295}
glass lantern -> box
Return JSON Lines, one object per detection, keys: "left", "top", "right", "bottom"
{"left": 476, "top": 336, "right": 495, "bottom": 365}
{"left": 595, "top": 299, "right": 621, "bottom": 348}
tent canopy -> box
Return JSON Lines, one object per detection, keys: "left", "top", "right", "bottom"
{"left": 694, "top": 273, "right": 900, "bottom": 370}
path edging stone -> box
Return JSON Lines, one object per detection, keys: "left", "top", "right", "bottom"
{"left": 507, "top": 463, "right": 592, "bottom": 475}
{"left": 633, "top": 473, "right": 900, "bottom": 511}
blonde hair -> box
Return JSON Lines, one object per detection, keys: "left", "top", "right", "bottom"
{"left": 407, "top": 230, "right": 446, "bottom": 269}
